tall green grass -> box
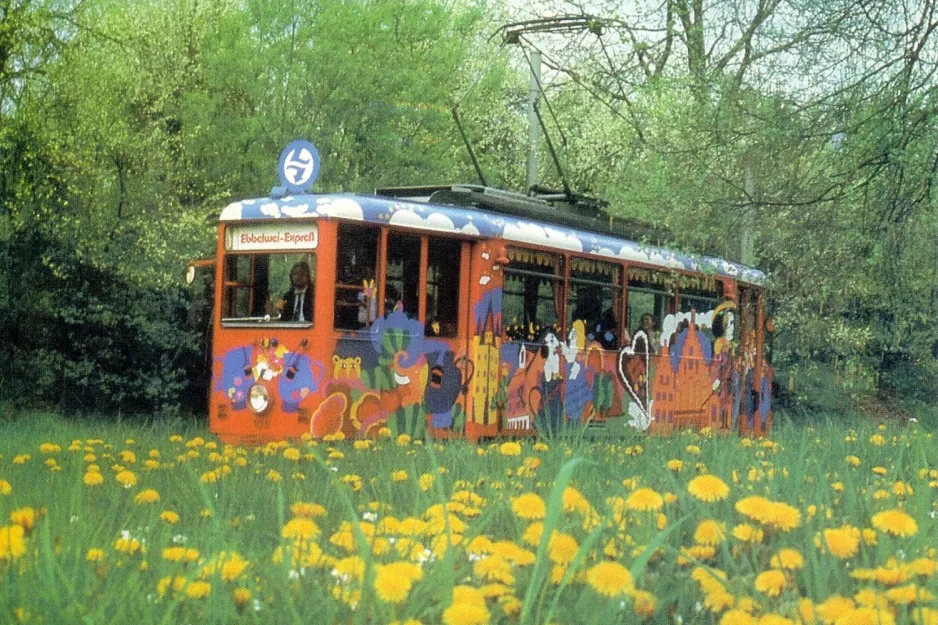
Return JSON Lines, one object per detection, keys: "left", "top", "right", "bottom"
{"left": 0, "top": 412, "right": 935, "bottom": 624}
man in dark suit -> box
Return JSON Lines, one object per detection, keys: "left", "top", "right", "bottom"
{"left": 279, "top": 261, "right": 314, "bottom": 321}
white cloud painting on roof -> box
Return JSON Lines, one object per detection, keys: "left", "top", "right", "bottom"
{"left": 389, "top": 209, "right": 457, "bottom": 232}
{"left": 315, "top": 197, "right": 364, "bottom": 220}
{"left": 503, "top": 221, "right": 584, "bottom": 252}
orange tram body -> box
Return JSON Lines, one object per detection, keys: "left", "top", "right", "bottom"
{"left": 207, "top": 185, "right": 772, "bottom": 444}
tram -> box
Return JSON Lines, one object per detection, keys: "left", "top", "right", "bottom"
{"left": 200, "top": 179, "right": 773, "bottom": 444}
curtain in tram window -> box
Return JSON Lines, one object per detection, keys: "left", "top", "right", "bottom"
{"left": 553, "top": 257, "right": 564, "bottom": 324}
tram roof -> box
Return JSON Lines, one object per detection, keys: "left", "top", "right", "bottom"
{"left": 219, "top": 192, "right": 766, "bottom": 286}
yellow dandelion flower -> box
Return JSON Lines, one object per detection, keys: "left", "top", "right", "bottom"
{"left": 232, "top": 587, "right": 251, "bottom": 611}
{"left": 10, "top": 507, "right": 35, "bottom": 531}
{"left": 282, "top": 517, "right": 320, "bottom": 542}
{"left": 736, "top": 496, "right": 773, "bottom": 522}
{"left": 586, "top": 561, "right": 634, "bottom": 597}
{"left": 522, "top": 522, "right": 543, "bottom": 547}
{"left": 134, "top": 489, "right": 160, "bottom": 505}
{"left": 626, "top": 488, "right": 664, "bottom": 512}
{"left": 0, "top": 525, "right": 26, "bottom": 561}
{"left": 220, "top": 552, "right": 249, "bottom": 582}
{"left": 824, "top": 525, "right": 861, "bottom": 559}
{"left": 754, "top": 569, "right": 786, "bottom": 597}
{"left": 392, "top": 470, "right": 409, "bottom": 482}
{"left": 114, "top": 536, "right": 141, "bottom": 555}
{"left": 871, "top": 509, "right": 918, "bottom": 538}
{"left": 692, "top": 566, "right": 728, "bottom": 594}
{"left": 817, "top": 595, "right": 854, "bottom": 623}
{"left": 85, "top": 548, "right": 104, "bottom": 562}
{"left": 266, "top": 469, "right": 282, "bottom": 482}
{"left": 695, "top": 519, "right": 727, "bottom": 546}
{"left": 911, "top": 608, "right": 938, "bottom": 625}
{"left": 634, "top": 589, "right": 657, "bottom": 618}
{"left": 667, "top": 459, "right": 684, "bottom": 471}
{"left": 473, "top": 554, "right": 515, "bottom": 584}
{"left": 687, "top": 475, "right": 730, "bottom": 502}
{"left": 770, "top": 548, "right": 804, "bottom": 570}
{"left": 732, "top": 523, "right": 764, "bottom": 543}
{"left": 884, "top": 584, "right": 918, "bottom": 605}
{"left": 511, "top": 493, "right": 546, "bottom": 520}
{"left": 184, "top": 580, "right": 211, "bottom": 600}
{"left": 678, "top": 545, "right": 717, "bottom": 565}
{"left": 719, "top": 609, "right": 757, "bottom": 625}
{"left": 872, "top": 466, "right": 887, "bottom": 476}
{"left": 442, "top": 601, "right": 490, "bottom": 625}
{"left": 908, "top": 558, "right": 937, "bottom": 576}
{"left": 162, "top": 546, "right": 187, "bottom": 562}
{"left": 0, "top": 479, "right": 11, "bottom": 496}
{"left": 547, "top": 532, "right": 579, "bottom": 566}
{"left": 499, "top": 442, "right": 521, "bottom": 456}
{"left": 374, "top": 562, "right": 423, "bottom": 603}
{"left": 157, "top": 575, "right": 187, "bottom": 597}
{"left": 160, "top": 510, "right": 180, "bottom": 524}
{"left": 835, "top": 607, "right": 895, "bottom": 625}
{"left": 766, "top": 502, "right": 800, "bottom": 531}
{"left": 115, "top": 470, "right": 137, "bottom": 488}
{"left": 704, "top": 589, "right": 735, "bottom": 612}
{"left": 893, "top": 482, "right": 912, "bottom": 497}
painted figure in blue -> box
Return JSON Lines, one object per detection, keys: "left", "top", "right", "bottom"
{"left": 423, "top": 350, "right": 472, "bottom": 428}
{"left": 279, "top": 352, "right": 325, "bottom": 412}
{"left": 562, "top": 323, "right": 591, "bottom": 421}
{"left": 217, "top": 346, "right": 254, "bottom": 410}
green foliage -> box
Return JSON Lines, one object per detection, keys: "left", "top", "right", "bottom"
{"left": 3, "top": 0, "right": 938, "bottom": 415}
{"left": 0, "top": 0, "right": 510, "bottom": 416}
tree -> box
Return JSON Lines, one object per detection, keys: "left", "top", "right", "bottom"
{"left": 507, "top": 0, "right": 938, "bottom": 407}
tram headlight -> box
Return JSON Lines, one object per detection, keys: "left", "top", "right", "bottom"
{"left": 248, "top": 384, "right": 269, "bottom": 414}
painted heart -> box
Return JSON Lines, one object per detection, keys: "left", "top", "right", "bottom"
{"left": 617, "top": 331, "right": 651, "bottom": 423}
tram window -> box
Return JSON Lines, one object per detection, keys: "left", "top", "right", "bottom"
{"left": 386, "top": 233, "right": 421, "bottom": 318}
{"left": 426, "top": 238, "right": 461, "bottom": 337}
{"left": 335, "top": 223, "right": 379, "bottom": 330}
{"left": 503, "top": 248, "right": 564, "bottom": 342}
{"left": 567, "top": 258, "right": 622, "bottom": 349}
{"left": 679, "top": 275, "right": 724, "bottom": 316}
{"left": 626, "top": 268, "right": 675, "bottom": 351}
{"left": 222, "top": 253, "right": 316, "bottom": 322}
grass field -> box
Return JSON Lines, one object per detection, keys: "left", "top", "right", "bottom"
{"left": 0, "top": 412, "right": 935, "bottom": 625}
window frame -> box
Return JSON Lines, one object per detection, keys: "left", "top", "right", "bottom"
{"left": 625, "top": 265, "right": 676, "bottom": 340}
{"left": 566, "top": 256, "right": 625, "bottom": 349}
{"left": 332, "top": 222, "right": 467, "bottom": 338}
{"left": 220, "top": 251, "right": 318, "bottom": 328}
{"left": 502, "top": 246, "right": 567, "bottom": 343}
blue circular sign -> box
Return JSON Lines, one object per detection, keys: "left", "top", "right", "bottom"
{"left": 278, "top": 140, "right": 320, "bottom": 194}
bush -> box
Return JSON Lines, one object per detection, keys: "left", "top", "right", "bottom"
{"left": 0, "top": 237, "right": 203, "bottom": 417}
